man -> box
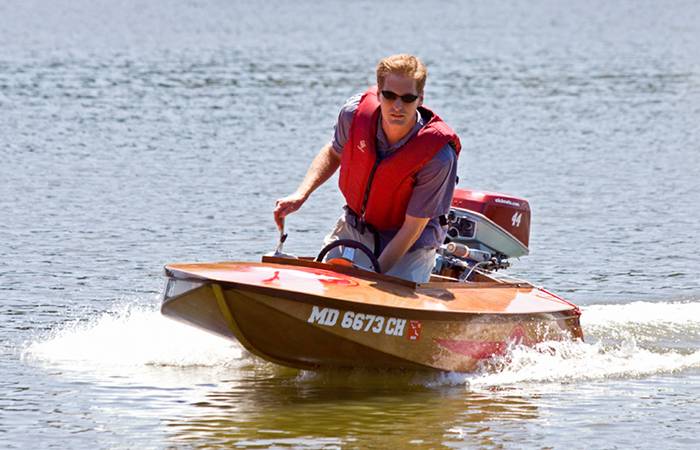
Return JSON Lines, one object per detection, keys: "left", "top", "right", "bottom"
{"left": 274, "top": 54, "right": 461, "bottom": 282}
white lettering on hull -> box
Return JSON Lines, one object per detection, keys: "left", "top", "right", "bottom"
{"left": 307, "top": 306, "right": 339, "bottom": 326}
{"left": 307, "top": 307, "right": 411, "bottom": 338}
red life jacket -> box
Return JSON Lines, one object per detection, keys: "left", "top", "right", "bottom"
{"left": 338, "top": 87, "right": 461, "bottom": 231}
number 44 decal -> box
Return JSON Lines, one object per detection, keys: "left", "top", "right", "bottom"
{"left": 511, "top": 212, "right": 523, "bottom": 227}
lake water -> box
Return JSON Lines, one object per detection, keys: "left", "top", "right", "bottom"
{"left": 2, "top": 0, "right": 700, "bottom": 448}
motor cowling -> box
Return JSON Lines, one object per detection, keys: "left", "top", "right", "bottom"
{"left": 446, "top": 189, "right": 531, "bottom": 259}
{"left": 451, "top": 189, "right": 530, "bottom": 247}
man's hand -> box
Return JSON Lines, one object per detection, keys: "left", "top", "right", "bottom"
{"left": 273, "top": 192, "right": 307, "bottom": 231}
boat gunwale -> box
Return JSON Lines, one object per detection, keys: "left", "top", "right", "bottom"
{"left": 162, "top": 268, "right": 580, "bottom": 319}
{"left": 170, "top": 256, "right": 528, "bottom": 289}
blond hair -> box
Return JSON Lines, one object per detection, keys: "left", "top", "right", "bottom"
{"left": 376, "top": 54, "right": 427, "bottom": 94}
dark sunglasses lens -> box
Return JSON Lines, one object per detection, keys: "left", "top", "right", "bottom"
{"left": 382, "top": 90, "right": 418, "bottom": 103}
{"left": 381, "top": 90, "right": 398, "bottom": 100}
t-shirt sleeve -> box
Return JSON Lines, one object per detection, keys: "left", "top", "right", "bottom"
{"left": 405, "top": 144, "right": 458, "bottom": 218}
{"left": 330, "top": 93, "right": 362, "bottom": 154}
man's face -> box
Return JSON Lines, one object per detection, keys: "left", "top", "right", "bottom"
{"left": 378, "top": 73, "right": 423, "bottom": 129}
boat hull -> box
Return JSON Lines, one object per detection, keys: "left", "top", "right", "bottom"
{"left": 162, "top": 276, "right": 582, "bottom": 372}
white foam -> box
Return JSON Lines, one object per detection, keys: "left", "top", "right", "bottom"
{"left": 23, "top": 302, "right": 244, "bottom": 370}
{"left": 581, "top": 301, "right": 700, "bottom": 328}
{"left": 465, "top": 339, "right": 700, "bottom": 389}
{"left": 452, "top": 302, "right": 700, "bottom": 389}
{"left": 22, "top": 300, "right": 700, "bottom": 389}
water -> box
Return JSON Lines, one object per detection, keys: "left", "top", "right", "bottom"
{"left": 2, "top": 0, "right": 700, "bottom": 448}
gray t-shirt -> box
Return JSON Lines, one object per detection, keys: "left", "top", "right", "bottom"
{"left": 331, "top": 93, "right": 458, "bottom": 251}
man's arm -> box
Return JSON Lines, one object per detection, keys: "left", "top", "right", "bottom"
{"left": 377, "top": 214, "right": 430, "bottom": 273}
{"left": 273, "top": 143, "right": 341, "bottom": 230}
{"left": 378, "top": 145, "right": 457, "bottom": 273}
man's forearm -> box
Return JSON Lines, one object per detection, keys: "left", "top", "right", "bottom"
{"left": 295, "top": 143, "right": 341, "bottom": 199}
{"left": 378, "top": 215, "right": 430, "bottom": 273}
{"left": 273, "top": 143, "right": 341, "bottom": 229}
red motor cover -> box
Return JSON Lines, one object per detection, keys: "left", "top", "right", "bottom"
{"left": 451, "top": 188, "right": 531, "bottom": 248}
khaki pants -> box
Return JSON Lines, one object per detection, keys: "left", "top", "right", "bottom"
{"left": 322, "top": 215, "right": 436, "bottom": 283}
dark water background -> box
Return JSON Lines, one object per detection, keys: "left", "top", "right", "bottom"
{"left": 2, "top": 1, "right": 699, "bottom": 448}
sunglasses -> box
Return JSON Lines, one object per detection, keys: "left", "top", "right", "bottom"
{"left": 381, "top": 90, "right": 420, "bottom": 103}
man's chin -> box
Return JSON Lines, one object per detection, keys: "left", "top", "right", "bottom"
{"left": 387, "top": 118, "right": 407, "bottom": 126}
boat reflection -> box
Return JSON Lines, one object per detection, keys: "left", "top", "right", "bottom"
{"left": 163, "top": 364, "right": 540, "bottom": 448}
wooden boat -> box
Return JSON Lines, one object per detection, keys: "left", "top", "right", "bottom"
{"left": 161, "top": 189, "right": 583, "bottom": 372}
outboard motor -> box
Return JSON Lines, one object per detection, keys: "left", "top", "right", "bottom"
{"left": 434, "top": 189, "right": 531, "bottom": 280}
